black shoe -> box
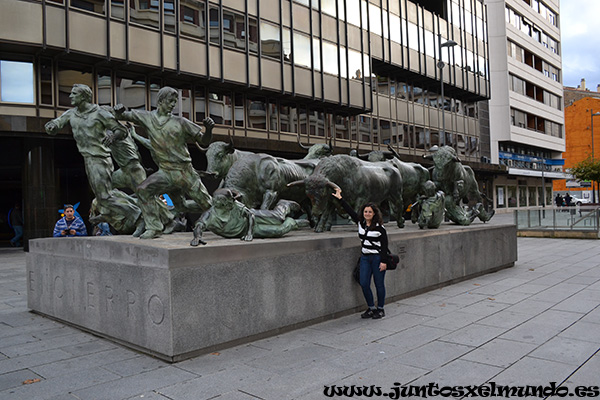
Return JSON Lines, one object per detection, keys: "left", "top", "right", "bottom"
{"left": 372, "top": 309, "right": 385, "bottom": 319}
{"left": 361, "top": 308, "right": 376, "bottom": 319}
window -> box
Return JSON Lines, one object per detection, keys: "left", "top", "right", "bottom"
{"left": 58, "top": 63, "right": 93, "bottom": 107}
{"left": 279, "top": 103, "right": 297, "bottom": 133}
{"left": 234, "top": 94, "right": 244, "bottom": 127}
{"left": 246, "top": 96, "right": 267, "bottom": 130}
{"left": 293, "top": 32, "right": 311, "bottom": 68}
{"left": 223, "top": 10, "right": 246, "bottom": 51}
{"left": 268, "top": 99, "right": 278, "bottom": 131}
{"left": 164, "top": 0, "right": 175, "bottom": 33}
{"left": 322, "top": 41, "right": 338, "bottom": 76}
{"left": 209, "top": 7, "right": 220, "bottom": 44}
{"left": 208, "top": 90, "right": 232, "bottom": 125}
{"left": 39, "top": 58, "right": 53, "bottom": 105}
{"left": 115, "top": 75, "right": 146, "bottom": 110}
{"left": 71, "top": 0, "right": 105, "bottom": 14}
{"left": 180, "top": 1, "right": 206, "bottom": 40}
{"left": 194, "top": 86, "right": 206, "bottom": 122}
{"left": 111, "top": 0, "right": 125, "bottom": 19}
{"left": 97, "top": 71, "right": 112, "bottom": 106}
{"left": 0, "top": 60, "right": 34, "bottom": 103}
{"left": 261, "top": 22, "right": 281, "bottom": 60}
{"left": 172, "top": 88, "right": 192, "bottom": 119}
{"left": 130, "top": 0, "right": 159, "bottom": 29}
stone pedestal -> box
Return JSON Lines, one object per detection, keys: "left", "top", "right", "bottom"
{"left": 27, "top": 223, "right": 517, "bottom": 362}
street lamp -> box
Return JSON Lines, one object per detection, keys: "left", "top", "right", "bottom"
{"left": 591, "top": 110, "right": 600, "bottom": 203}
{"left": 438, "top": 34, "right": 458, "bottom": 146}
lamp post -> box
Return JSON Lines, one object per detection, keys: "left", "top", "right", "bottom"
{"left": 438, "top": 34, "right": 458, "bottom": 146}
{"left": 591, "top": 110, "right": 600, "bottom": 203}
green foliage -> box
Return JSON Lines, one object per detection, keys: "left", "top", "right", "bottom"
{"left": 569, "top": 157, "right": 600, "bottom": 183}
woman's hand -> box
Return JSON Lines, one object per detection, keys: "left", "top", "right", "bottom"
{"left": 379, "top": 262, "right": 387, "bottom": 271}
{"left": 331, "top": 187, "right": 342, "bottom": 199}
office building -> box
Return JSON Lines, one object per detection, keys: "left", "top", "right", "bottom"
{"left": 486, "top": 0, "right": 565, "bottom": 210}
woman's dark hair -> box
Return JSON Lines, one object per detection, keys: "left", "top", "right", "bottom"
{"left": 360, "top": 203, "right": 383, "bottom": 226}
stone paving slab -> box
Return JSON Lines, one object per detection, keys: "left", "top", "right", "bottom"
{"left": 2, "top": 225, "right": 600, "bottom": 399}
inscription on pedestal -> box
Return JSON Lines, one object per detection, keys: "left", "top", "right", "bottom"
{"left": 28, "top": 269, "right": 165, "bottom": 325}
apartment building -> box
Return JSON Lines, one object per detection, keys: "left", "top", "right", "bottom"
{"left": 486, "top": 0, "right": 565, "bottom": 211}
{"left": 0, "top": 0, "right": 495, "bottom": 241}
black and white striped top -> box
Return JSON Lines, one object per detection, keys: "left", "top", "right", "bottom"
{"left": 339, "top": 199, "right": 389, "bottom": 264}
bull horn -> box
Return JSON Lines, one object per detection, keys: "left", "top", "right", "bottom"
{"left": 326, "top": 181, "right": 340, "bottom": 191}
{"left": 423, "top": 154, "right": 434, "bottom": 160}
{"left": 328, "top": 136, "right": 332, "bottom": 149}
{"left": 297, "top": 134, "right": 310, "bottom": 150}
{"left": 195, "top": 143, "right": 208, "bottom": 152}
{"left": 197, "top": 170, "right": 217, "bottom": 177}
{"left": 225, "top": 135, "right": 235, "bottom": 154}
{"left": 357, "top": 150, "right": 370, "bottom": 160}
{"left": 429, "top": 145, "right": 439, "bottom": 152}
{"left": 387, "top": 144, "right": 401, "bottom": 159}
{"left": 287, "top": 180, "right": 305, "bottom": 188}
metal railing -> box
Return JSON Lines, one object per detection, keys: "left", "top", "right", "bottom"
{"left": 515, "top": 206, "right": 600, "bottom": 233}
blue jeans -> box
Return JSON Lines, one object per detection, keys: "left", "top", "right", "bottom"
{"left": 359, "top": 254, "right": 386, "bottom": 308}
{"left": 10, "top": 226, "right": 23, "bottom": 246}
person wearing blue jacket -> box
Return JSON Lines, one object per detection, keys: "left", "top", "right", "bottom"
{"left": 53, "top": 204, "right": 87, "bottom": 237}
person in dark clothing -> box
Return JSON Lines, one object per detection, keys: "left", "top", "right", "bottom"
{"left": 9, "top": 203, "right": 24, "bottom": 247}
{"left": 332, "top": 187, "right": 389, "bottom": 319}
{"left": 564, "top": 193, "right": 572, "bottom": 207}
{"left": 555, "top": 193, "right": 563, "bottom": 208}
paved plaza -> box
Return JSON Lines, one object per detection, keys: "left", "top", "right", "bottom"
{"left": 1, "top": 217, "right": 600, "bottom": 399}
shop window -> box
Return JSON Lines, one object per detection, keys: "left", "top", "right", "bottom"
{"left": 496, "top": 186, "right": 506, "bottom": 208}
{"left": 518, "top": 186, "right": 527, "bottom": 207}
{"left": 507, "top": 186, "right": 517, "bottom": 208}
{"left": 115, "top": 75, "right": 146, "bottom": 110}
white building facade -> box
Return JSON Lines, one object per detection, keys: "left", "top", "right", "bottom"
{"left": 486, "top": 0, "right": 566, "bottom": 210}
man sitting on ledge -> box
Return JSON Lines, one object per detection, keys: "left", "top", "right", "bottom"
{"left": 53, "top": 204, "right": 87, "bottom": 237}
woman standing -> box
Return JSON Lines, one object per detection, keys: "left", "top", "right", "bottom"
{"left": 332, "top": 188, "right": 389, "bottom": 319}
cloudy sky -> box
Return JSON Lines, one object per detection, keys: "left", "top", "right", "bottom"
{"left": 560, "top": 0, "right": 600, "bottom": 89}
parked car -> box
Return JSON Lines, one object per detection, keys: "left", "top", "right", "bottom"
{"left": 570, "top": 196, "right": 592, "bottom": 206}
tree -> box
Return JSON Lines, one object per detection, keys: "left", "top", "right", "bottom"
{"left": 568, "top": 156, "right": 600, "bottom": 202}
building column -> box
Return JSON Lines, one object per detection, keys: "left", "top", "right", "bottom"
{"left": 23, "top": 142, "right": 59, "bottom": 248}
